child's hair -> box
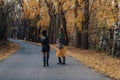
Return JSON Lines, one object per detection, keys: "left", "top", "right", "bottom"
{"left": 42, "top": 30, "right": 47, "bottom": 36}
{"left": 59, "top": 28, "right": 63, "bottom": 33}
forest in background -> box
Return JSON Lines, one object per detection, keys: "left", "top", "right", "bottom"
{"left": 0, "top": 0, "right": 120, "bottom": 57}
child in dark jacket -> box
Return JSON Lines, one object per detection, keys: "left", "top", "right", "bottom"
{"left": 41, "top": 30, "right": 50, "bottom": 67}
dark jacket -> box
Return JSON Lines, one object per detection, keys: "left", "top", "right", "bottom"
{"left": 58, "top": 33, "right": 65, "bottom": 45}
{"left": 41, "top": 36, "right": 50, "bottom": 52}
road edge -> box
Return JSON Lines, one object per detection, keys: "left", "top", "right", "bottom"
{"left": 0, "top": 41, "right": 19, "bottom": 62}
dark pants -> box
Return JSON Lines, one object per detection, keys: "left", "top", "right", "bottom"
{"left": 43, "top": 51, "right": 49, "bottom": 67}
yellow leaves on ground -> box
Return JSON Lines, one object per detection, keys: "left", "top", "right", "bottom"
{"left": 66, "top": 47, "right": 120, "bottom": 80}
{"left": 51, "top": 44, "right": 120, "bottom": 80}
{"left": 0, "top": 42, "right": 19, "bottom": 61}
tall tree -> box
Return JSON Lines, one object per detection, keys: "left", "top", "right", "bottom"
{"left": 80, "top": 0, "right": 89, "bottom": 49}
{"left": 74, "top": 0, "right": 82, "bottom": 48}
{"left": 0, "top": 0, "right": 8, "bottom": 43}
{"left": 44, "top": 0, "right": 69, "bottom": 45}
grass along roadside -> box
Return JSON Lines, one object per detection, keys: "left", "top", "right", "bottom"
{"left": 0, "top": 41, "right": 19, "bottom": 61}
{"left": 51, "top": 44, "right": 120, "bottom": 80}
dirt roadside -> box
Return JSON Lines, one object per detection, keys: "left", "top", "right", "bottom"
{"left": 51, "top": 44, "right": 120, "bottom": 80}
{"left": 0, "top": 41, "right": 19, "bottom": 61}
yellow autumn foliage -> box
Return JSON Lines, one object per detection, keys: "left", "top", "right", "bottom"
{"left": 23, "top": 0, "right": 40, "bottom": 19}
{"left": 22, "top": 0, "right": 119, "bottom": 33}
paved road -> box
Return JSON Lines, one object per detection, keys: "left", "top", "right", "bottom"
{"left": 0, "top": 40, "right": 112, "bottom": 80}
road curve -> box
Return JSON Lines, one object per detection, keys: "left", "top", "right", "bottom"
{"left": 0, "top": 40, "right": 112, "bottom": 80}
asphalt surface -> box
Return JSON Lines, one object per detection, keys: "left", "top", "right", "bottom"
{"left": 0, "top": 40, "right": 112, "bottom": 80}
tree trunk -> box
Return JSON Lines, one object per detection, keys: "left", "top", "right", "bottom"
{"left": 61, "top": 12, "right": 68, "bottom": 45}
{"left": 74, "top": 0, "right": 81, "bottom": 48}
{"left": 81, "top": 0, "right": 89, "bottom": 49}
{"left": 75, "top": 27, "right": 81, "bottom": 48}
{"left": 0, "top": 6, "right": 8, "bottom": 42}
{"left": 48, "top": 15, "right": 56, "bottom": 43}
{"left": 48, "top": 12, "right": 68, "bottom": 44}
{"left": 46, "top": 1, "right": 68, "bottom": 45}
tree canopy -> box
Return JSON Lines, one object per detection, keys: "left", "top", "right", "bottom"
{"left": 0, "top": 0, "right": 120, "bottom": 57}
